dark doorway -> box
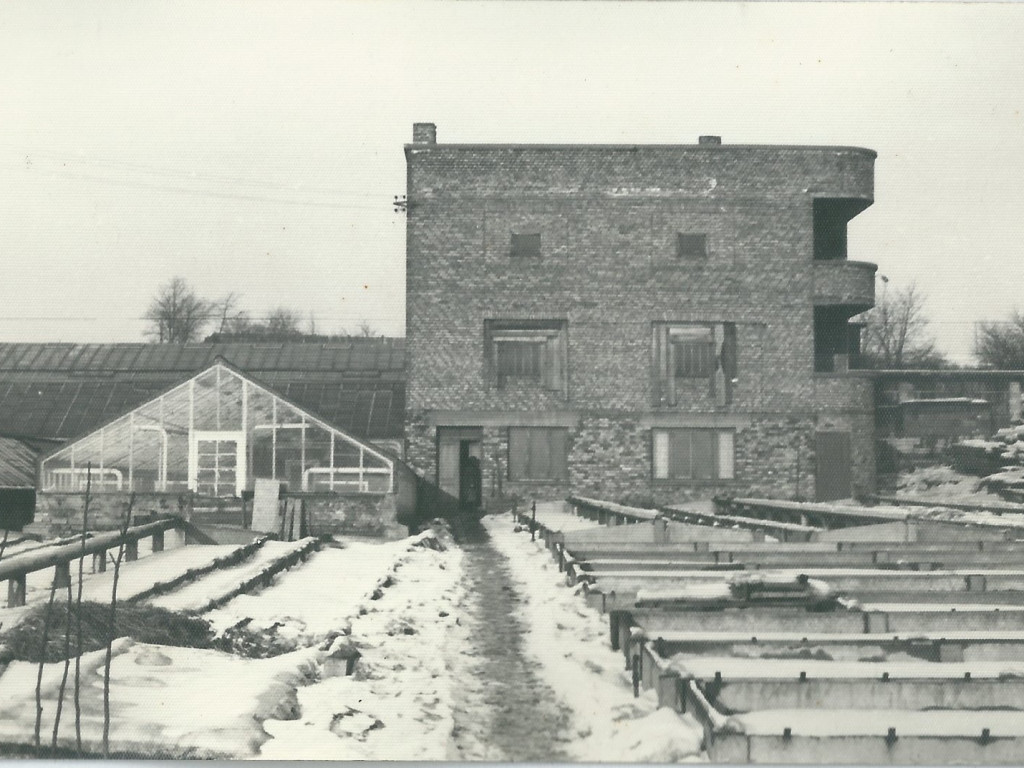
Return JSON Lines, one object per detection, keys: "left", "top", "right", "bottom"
{"left": 815, "top": 431, "right": 853, "bottom": 501}
{"left": 437, "top": 427, "right": 483, "bottom": 511}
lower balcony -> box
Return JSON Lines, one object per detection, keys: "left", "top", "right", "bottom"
{"left": 813, "top": 259, "right": 876, "bottom": 311}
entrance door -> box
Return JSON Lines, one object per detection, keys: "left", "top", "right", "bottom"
{"left": 815, "top": 431, "right": 852, "bottom": 501}
{"left": 189, "top": 430, "right": 246, "bottom": 497}
{"left": 437, "top": 427, "right": 483, "bottom": 509}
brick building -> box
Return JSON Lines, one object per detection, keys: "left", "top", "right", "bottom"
{"left": 404, "top": 124, "right": 878, "bottom": 507}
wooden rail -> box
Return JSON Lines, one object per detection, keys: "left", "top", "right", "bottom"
{"left": 1, "top": 517, "right": 189, "bottom": 608}
{"left": 662, "top": 504, "right": 820, "bottom": 541}
{"left": 567, "top": 496, "right": 659, "bottom": 524}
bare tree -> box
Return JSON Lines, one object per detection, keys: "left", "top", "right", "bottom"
{"left": 211, "top": 292, "right": 246, "bottom": 335}
{"left": 143, "top": 277, "right": 211, "bottom": 343}
{"left": 976, "top": 309, "right": 1024, "bottom": 369}
{"left": 859, "top": 280, "right": 947, "bottom": 369}
{"left": 356, "top": 321, "right": 380, "bottom": 338}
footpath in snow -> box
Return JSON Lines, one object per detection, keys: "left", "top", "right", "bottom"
{"left": 455, "top": 515, "right": 705, "bottom": 763}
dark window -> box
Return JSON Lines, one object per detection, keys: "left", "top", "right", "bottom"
{"left": 485, "top": 320, "right": 568, "bottom": 396}
{"left": 653, "top": 323, "right": 737, "bottom": 406}
{"left": 511, "top": 232, "right": 541, "bottom": 258}
{"left": 496, "top": 340, "right": 543, "bottom": 380}
{"left": 672, "top": 327, "right": 716, "bottom": 378}
{"left": 508, "top": 427, "right": 569, "bottom": 481}
{"left": 676, "top": 233, "right": 707, "bottom": 260}
{"left": 652, "top": 429, "right": 734, "bottom": 481}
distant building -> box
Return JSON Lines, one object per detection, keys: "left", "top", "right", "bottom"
{"left": 403, "top": 124, "right": 877, "bottom": 505}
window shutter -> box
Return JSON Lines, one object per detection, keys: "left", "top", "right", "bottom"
{"left": 717, "top": 431, "right": 735, "bottom": 480}
{"left": 691, "top": 430, "right": 715, "bottom": 480}
{"left": 653, "top": 431, "right": 670, "bottom": 479}
{"left": 549, "top": 429, "right": 568, "bottom": 480}
{"left": 722, "top": 323, "right": 737, "bottom": 405}
{"left": 652, "top": 325, "right": 665, "bottom": 406}
{"left": 546, "top": 332, "right": 564, "bottom": 394}
{"left": 529, "top": 428, "right": 551, "bottom": 479}
{"left": 712, "top": 323, "right": 727, "bottom": 405}
{"left": 508, "top": 429, "right": 528, "bottom": 480}
{"left": 669, "top": 429, "right": 690, "bottom": 479}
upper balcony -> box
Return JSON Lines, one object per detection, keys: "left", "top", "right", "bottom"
{"left": 812, "top": 259, "right": 876, "bottom": 313}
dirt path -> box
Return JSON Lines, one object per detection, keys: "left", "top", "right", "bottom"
{"left": 446, "top": 518, "right": 572, "bottom": 762}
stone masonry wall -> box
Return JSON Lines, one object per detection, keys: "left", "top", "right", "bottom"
{"left": 296, "top": 493, "right": 405, "bottom": 539}
{"left": 32, "top": 492, "right": 191, "bottom": 538}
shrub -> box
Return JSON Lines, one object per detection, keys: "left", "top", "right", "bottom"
{"left": 0, "top": 601, "right": 216, "bottom": 663}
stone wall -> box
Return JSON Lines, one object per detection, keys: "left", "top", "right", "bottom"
{"left": 32, "top": 492, "right": 190, "bottom": 538}
{"left": 295, "top": 492, "right": 405, "bottom": 539}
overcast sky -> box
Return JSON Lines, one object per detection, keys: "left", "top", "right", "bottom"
{"left": 1, "top": 1, "right": 1022, "bottom": 362}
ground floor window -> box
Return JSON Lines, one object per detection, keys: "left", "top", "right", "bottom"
{"left": 508, "top": 427, "right": 569, "bottom": 481}
{"left": 652, "top": 428, "right": 735, "bottom": 481}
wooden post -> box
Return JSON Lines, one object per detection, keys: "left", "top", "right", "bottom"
{"left": 7, "top": 574, "right": 26, "bottom": 607}
{"left": 54, "top": 560, "right": 71, "bottom": 588}
{"left": 654, "top": 516, "right": 668, "bottom": 543}
{"left": 124, "top": 539, "right": 138, "bottom": 562}
{"left": 531, "top": 501, "right": 537, "bottom": 542}
{"left": 93, "top": 551, "right": 107, "bottom": 573}
{"left": 609, "top": 611, "right": 621, "bottom": 651}
{"left": 152, "top": 529, "right": 165, "bottom": 553}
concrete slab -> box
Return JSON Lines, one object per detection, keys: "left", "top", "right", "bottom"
{"left": 709, "top": 709, "right": 1024, "bottom": 765}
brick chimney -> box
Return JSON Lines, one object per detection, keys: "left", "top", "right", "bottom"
{"left": 698, "top": 135, "right": 722, "bottom": 145}
{"left": 413, "top": 123, "right": 437, "bottom": 144}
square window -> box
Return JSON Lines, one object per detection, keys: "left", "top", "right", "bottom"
{"left": 485, "top": 320, "right": 568, "bottom": 396}
{"left": 508, "top": 427, "right": 569, "bottom": 481}
{"left": 652, "top": 428, "right": 735, "bottom": 481}
{"left": 653, "top": 322, "right": 737, "bottom": 406}
{"left": 676, "top": 233, "right": 707, "bottom": 259}
{"left": 511, "top": 232, "right": 541, "bottom": 258}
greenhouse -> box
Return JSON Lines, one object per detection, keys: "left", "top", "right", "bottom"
{"left": 39, "top": 361, "right": 394, "bottom": 497}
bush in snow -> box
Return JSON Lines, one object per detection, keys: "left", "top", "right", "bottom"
{"left": 1, "top": 601, "right": 216, "bottom": 663}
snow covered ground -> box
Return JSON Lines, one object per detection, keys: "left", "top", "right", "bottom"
{"left": 2, "top": 519, "right": 710, "bottom": 760}
{"left": 482, "top": 513, "right": 706, "bottom": 762}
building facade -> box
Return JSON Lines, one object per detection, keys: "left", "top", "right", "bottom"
{"left": 404, "top": 124, "right": 877, "bottom": 507}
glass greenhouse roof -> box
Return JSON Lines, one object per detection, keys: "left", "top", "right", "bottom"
{"left": 39, "top": 362, "right": 394, "bottom": 497}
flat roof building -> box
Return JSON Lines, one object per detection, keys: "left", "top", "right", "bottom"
{"left": 403, "top": 124, "right": 878, "bottom": 508}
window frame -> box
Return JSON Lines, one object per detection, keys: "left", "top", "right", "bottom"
{"left": 485, "top": 319, "right": 568, "bottom": 397}
{"left": 651, "top": 428, "right": 736, "bottom": 483}
{"left": 652, "top": 322, "right": 737, "bottom": 407}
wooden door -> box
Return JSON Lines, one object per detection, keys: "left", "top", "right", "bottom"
{"left": 815, "top": 431, "right": 852, "bottom": 502}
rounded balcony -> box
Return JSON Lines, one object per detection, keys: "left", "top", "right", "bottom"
{"left": 812, "top": 259, "right": 877, "bottom": 312}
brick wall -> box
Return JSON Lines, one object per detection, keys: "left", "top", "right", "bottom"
{"left": 405, "top": 134, "right": 877, "bottom": 504}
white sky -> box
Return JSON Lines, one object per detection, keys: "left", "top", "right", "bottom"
{"left": 1, "top": 1, "right": 1022, "bottom": 362}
